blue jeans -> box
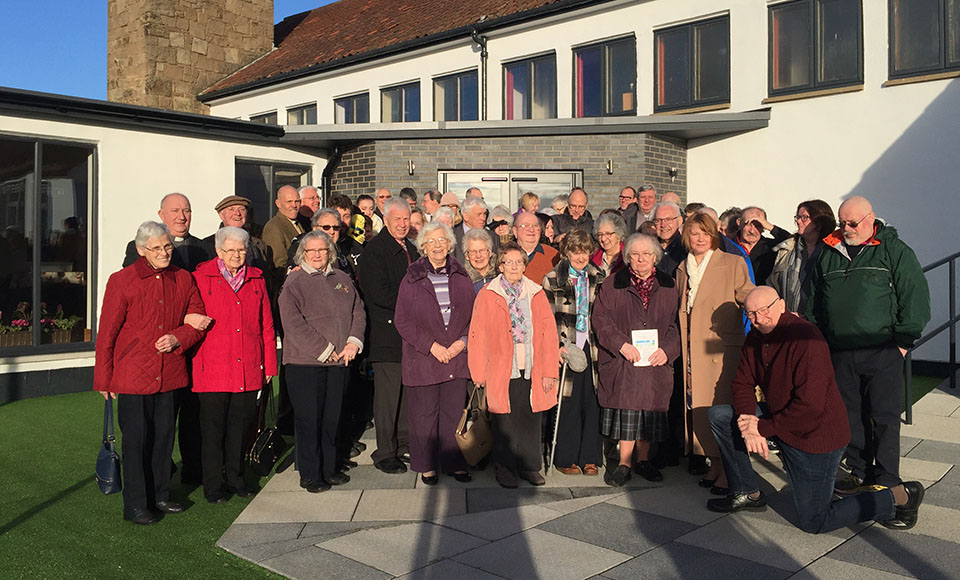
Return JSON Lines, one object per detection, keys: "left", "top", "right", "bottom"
{"left": 709, "top": 404, "right": 896, "bottom": 534}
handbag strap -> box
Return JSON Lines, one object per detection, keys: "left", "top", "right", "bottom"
{"left": 103, "top": 398, "right": 116, "bottom": 443}
{"left": 263, "top": 382, "right": 279, "bottom": 428}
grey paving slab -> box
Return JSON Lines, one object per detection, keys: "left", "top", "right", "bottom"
{"left": 260, "top": 468, "right": 305, "bottom": 492}
{"left": 606, "top": 481, "right": 726, "bottom": 526}
{"left": 900, "top": 436, "right": 923, "bottom": 456}
{"left": 675, "top": 512, "right": 849, "bottom": 572}
{"left": 900, "top": 456, "right": 953, "bottom": 482}
{"left": 219, "top": 522, "right": 401, "bottom": 564}
{"left": 393, "top": 558, "right": 505, "bottom": 580}
{"left": 539, "top": 492, "right": 626, "bottom": 515}
{"left": 787, "top": 558, "right": 917, "bottom": 580}
{"left": 454, "top": 527, "right": 630, "bottom": 580}
{"left": 569, "top": 486, "right": 629, "bottom": 498}
{"left": 897, "top": 503, "right": 960, "bottom": 543}
{"left": 602, "top": 542, "right": 791, "bottom": 580}
{"left": 744, "top": 488, "right": 870, "bottom": 538}
{"left": 536, "top": 502, "right": 697, "bottom": 556}
{"left": 234, "top": 490, "right": 362, "bottom": 523}
{"left": 432, "top": 503, "right": 564, "bottom": 541}
{"left": 904, "top": 439, "right": 960, "bottom": 466}
{"left": 318, "top": 522, "right": 487, "bottom": 576}
{"left": 939, "top": 465, "right": 960, "bottom": 486}
{"left": 923, "top": 480, "right": 960, "bottom": 509}
{"left": 217, "top": 522, "right": 305, "bottom": 549}
{"left": 900, "top": 414, "right": 960, "bottom": 444}
{"left": 300, "top": 521, "right": 402, "bottom": 538}
{"left": 353, "top": 488, "right": 467, "bottom": 521}
{"left": 909, "top": 389, "right": 960, "bottom": 417}
{"left": 340, "top": 465, "right": 419, "bottom": 490}
{"left": 259, "top": 546, "right": 389, "bottom": 580}
{"left": 465, "top": 487, "right": 573, "bottom": 513}
{"left": 827, "top": 525, "right": 960, "bottom": 580}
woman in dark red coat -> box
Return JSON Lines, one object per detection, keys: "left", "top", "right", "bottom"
{"left": 94, "top": 221, "right": 206, "bottom": 525}
{"left": 395, "top": 221, "right": 475, "bottom": 485}
{"left": 592, "top": 233, "right": 681, "bottom": 487}
{"left": 192, "top": 227, "right": 277, "bottom": 503}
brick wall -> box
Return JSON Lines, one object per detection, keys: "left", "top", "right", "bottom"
{"left": 330, "top": 143, "right": 377, "bottom": 200}
{"left": 107, "top": 0, "right": 273, "bottom": 114}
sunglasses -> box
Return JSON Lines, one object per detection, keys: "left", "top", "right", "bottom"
{"left": 838, "top": 213, "right": 872, "bottom": 229}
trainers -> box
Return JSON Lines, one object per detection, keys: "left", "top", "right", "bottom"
{"left": 882, "top": 481, "right": 925, "bottom": 530}
{"left": 604, "top": 464, "right": 632, "bottom": 487}
{"left": 834, "top": 474, "right": 865, "bottom": 495}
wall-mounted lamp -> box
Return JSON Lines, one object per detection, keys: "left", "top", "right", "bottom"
{"left": 669, "top": 167, "right": 678, "bottom": 182}
{"left": 605, "top": 159, "right": 614, "bottom": 175}
{"left": 407, "top": 160, "right": 416, "bottom": 176}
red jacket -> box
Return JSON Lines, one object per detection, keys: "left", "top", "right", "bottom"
{"left": 94, "top": 258, "right": 205, "bottom": 395}
{"left": 191, "top": 259, "right": 277, "bottom": 393}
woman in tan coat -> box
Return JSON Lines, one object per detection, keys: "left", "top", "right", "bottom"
{"left": 676, "top": 213, "right": 753, "bottom": 492}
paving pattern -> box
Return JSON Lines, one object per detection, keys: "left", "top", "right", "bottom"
{"left": 218, "top": 383, "right": 960, "bottom": 579}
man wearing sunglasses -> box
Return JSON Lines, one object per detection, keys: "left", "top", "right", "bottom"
{"left": 806, "top": 196, "right": 930, "bottom": 504}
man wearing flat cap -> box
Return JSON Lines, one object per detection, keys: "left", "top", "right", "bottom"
{"left": 203, "top": 195, "right": 273, "bottom": 285}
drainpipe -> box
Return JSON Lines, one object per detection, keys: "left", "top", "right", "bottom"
{"left": 472, "top": 30, "right": 488, "bottom": 121}
{"left": 321, "top": 145, "right": 343, "bottom": 204}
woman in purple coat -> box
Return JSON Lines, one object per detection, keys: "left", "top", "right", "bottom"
{"left": 592, "top": 233, "right": 681, "bottom": 487}
{"left": 395, "top": 221, "right": 476, "bottom": 485}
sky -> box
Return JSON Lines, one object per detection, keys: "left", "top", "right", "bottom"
{"left": 0, "top": 0, "right": 333, "bottom": 100}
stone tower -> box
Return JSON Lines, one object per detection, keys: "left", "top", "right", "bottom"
{"left": 107, "top": 0, "right": 274, "bottom": 114}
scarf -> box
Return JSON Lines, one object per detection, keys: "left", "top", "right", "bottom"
{"left": 630, "top": 267, "right": 657, "bottom": 310}
{"left": 500, "top": 276, "right": 527, "bottom": 344}
{"left": 685, "top": 249, "right": 714, "bottom": 314}
{"left": 217, "top": 258, "right": 246, "bottom": 292}
{"left": 569, "top": 264, "right": 588, "bottom": 332}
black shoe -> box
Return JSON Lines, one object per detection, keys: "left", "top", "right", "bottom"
{"left": 604, "top": 464, "right": 632, "bottom": 487}
{"left": 698, "top": 478, "right": 717, "bottom": 488}
{"left": 326, "top": 472, "right": 351, "bottom": 486}
{"left": 711, "top": 485, "right": 730, "bottom": 496}
{"left": 374, "top": 458, "right": 408, "bottom": 474}
{"left": 688, "top": 456, "right": 709, "bottom": 476}
{"left": 399, "top": 451, "right": 411, "bottom": 463}
{"left": 155, "top": 500, "right": 185, "bottom": 514}
{"left": 707, "top": 491, "right": 767, "bottom": 513}
{"left": 420, "top": 473, "right": 439, "bottom": 485}
{"left": 349, "top": 442, "right": 365, "bottom": 458}
{"left": 124, "top": 507, "right": 161, "bottom": 525}
{"left": 300, "top": 479, "right": 331, "bottom": 493}
{"left": 227, "top": 485, "right": 258, "bottom": 498}
{"left": 206, "top": 489, "right": 230, "bottom": 504}
{"left": 451, "top": 472, "right": 472, "bottom": 483}
{"left": 882, "top": 481, "right": 925, "bottom": 530}
{"left": 635, "top": 461, "right": 663, "bottom": 482}
{"left": 181, "top": 475, "right": 202, "bottom": 486}
{"left": 342, "top": 459, "right": 359, "bottom": 470}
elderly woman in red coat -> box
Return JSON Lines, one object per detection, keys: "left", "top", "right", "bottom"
{"left": 191, "top": 226, "right": 277, "bottom": 504}
{"left": 94, "top": 221, "right": 206, "bottom": 525}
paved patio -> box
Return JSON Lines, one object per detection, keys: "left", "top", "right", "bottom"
{"left": 218, "top": 382, "right": 960, "bottom": 579}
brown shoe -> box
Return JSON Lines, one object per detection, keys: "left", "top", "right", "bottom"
{"left": 520, "top": 471, "right": 546, "bottom": 486}
{"left": 495, "top": 464, "right": 518, "bottom": 489}
{"left": 582, "top": 464, "right": 600, "bottom": 476}
{"left": 556, "top": 465, "right": 582, "bottom": 475}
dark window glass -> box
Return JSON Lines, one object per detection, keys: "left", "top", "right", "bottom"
{"left": 433, "top": 71, "right": 478, "bottom": 121}
{"left": 235, "top": 161, "right": 311, "bottom": 228}
{"left": 890, "top": 0, "right": 960, "bottom": 77}
{"left": 696, "top": 18, "right": 731, "bottom": 101}
{"left": 606, "top": 38, "right": 637, "bottom": 115}
{"left": 574, "top": 38, "right": 636, "bottom": 117}
{"left": 819, "top": 0, "right": 861, "bottom": 83}
{"left": 404, "top": 83, "right": 421, "bottom": 122}
{"left": 0, "top": 140, "right": 36, "bottom": 349}
{"left": 655, "top": 16, "right": 729, "bottom": 111}
{"left": 503, "top": 55, "right": 557, "bottom": 120}
{"left": 656, "top": 28, "right": 691, "bottom": 109}
{"left": 575, "top": 45, "right": 603, "bottom": 117}
{"left": 335, "top": 93, "right": 369, "bottom": 124}
{"left": 286, "top": 104, "right": 317, "bottom": 126}
{"left": 250, "top": 112, "right": 278, "bottom": 125}
{"left": 950, "top": 0, "right": 960, "bottom": 66}
{"left": 459, "top": 72, "right": 479, "bottom": 121}
{"left": 382, "top": 83, "right": 420, "bottom": 123}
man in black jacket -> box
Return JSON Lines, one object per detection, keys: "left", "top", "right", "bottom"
{"left": 356, "top": 198, "right": 420, "bottom": 474}
{"left": 736, "top": 206, "right": 791, "bottom": 285}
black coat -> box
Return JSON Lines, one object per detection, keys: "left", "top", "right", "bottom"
{"left": 356, "top": 230, "right": 421, "bottom": 362}
{"left": 122, "top": 233, "right": 213, "bottom": 271}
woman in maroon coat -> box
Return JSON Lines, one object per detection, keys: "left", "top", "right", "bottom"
{"left": 395, "top": 221, "right": 475, "bottom": 485}
{"left": 94, "top": 221, "right": 206, "bottom": 525}
{"left": 592, "top": 233, "right": 681, "bottom": 487}
{"left": 192, "top": 227, "right": 277, "bottom": 503}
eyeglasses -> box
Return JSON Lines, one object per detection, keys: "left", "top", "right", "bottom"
{"left": 596, "top": 231, "right": 618, "bottom": 239}
{"left": 745, "top": 297, "right": 780, "bottom": 320}
{"left": 568, "top": 204, "right": 587, "bottom": 210}
{"left": 145, "top": 244, "right": 174, "bottom": 254}
{"left": 618, "top": 194, "right": 636, "bottom": 201}
{"left": 316, "top": 224, "right": 338, "bottom": 231}
{"left": 794, "top": 214, "right": 811, "bottom": 223}
{"left": 424, "top": 238, "right": 449, "bottom": 246}
{"left": 502, "top": 260, "right": 525, "bottom": 267}
{"left": 304, "top": 248, "right": 329, "bottom": 255}
{"left": 654, "top": 216, "right": 679, "bottom": 225}
{"left": 627, "top": 251, "right": 655, "bottom": 260}
{"left": 838, "top": 213, "right": 873, "bottom": 229}
{"left": 220, "top": 248, "right": 247, "bottom": 255}
{"left": 515, "top": 223, "right": 540, "bottom": 230}
{"left": 466, "top": 249, "right": 490, "bottom": 256}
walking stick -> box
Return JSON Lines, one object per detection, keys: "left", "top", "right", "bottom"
{"left": 546, "top": 344, "right": 588, "bottom": 476}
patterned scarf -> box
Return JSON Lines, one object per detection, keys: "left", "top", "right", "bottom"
{"left": 569, "top": 264, "right": 588, "bottom": 332}
{"left": 500, "top": 276, "right": 527, "bottom": 344}
{"left": 217, "top": 258, "right": 245, "bottom": 293}
{"left": 630, "top": 267, "right": 657, "bottom": 310}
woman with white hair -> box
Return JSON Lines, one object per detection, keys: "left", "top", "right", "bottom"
{"left": 462, "top": 227, "right": 498, "bottom": 292}
{"left": 191, "top": 226, "right": 277, "bottom": 503}
{"left": 592, "top": 211, "right": 628, "bottom": 275}
{"left": 395, "top": 221, "right": 476, "bottom": 484}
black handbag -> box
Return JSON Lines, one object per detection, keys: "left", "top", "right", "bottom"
{"left": 95, "top": 398, "right": 122, "bottom": 495}
{"left": 247, "top": 385, "right": 289, "bottom": 477}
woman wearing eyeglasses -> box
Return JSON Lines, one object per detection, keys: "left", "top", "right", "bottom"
{"left": 395, "top": 222, "right": 476, "bottom": 485}
{"left": 591, "top": 211, "right": 627, "bottom": 276}
{"left": 279, "top": 231, "right": 365, "bottom": 493}
{"left": 462, "top": 228, "right": 498, "bottom": 293}
{"left": 769, "top": 200, "right": 836, "bottom": 314}
{"left": 676, "top": 214, "right": 754, "bottom": 494}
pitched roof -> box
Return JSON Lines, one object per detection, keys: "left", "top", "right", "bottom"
{"left": 200, "top": 0, "right": 609, "bottom": 101}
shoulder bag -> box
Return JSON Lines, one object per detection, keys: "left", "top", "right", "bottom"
{"left": 456, "top": 384, "right": 492, "bottom": 466}
{"left": 95, "top": 398, "right": 122, "bottom": 495}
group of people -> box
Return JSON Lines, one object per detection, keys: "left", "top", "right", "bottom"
{"left": 94, "top": 181, "right": 931, "bottom": 536}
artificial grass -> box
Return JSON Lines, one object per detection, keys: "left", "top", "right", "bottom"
{"left": 0, "top": 391, "right": 283, "bottom": 580}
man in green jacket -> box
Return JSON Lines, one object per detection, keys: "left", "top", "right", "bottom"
{"left": 806, "top": 196, "right": 930, "bottom": 505}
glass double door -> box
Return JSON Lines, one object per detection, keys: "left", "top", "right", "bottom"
{"left": 439, "top": 170, "right": 582, "bottom": 212}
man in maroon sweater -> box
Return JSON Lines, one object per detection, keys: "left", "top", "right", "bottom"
{"left": 706, "top": 286, "right": 924, "bottom": 532}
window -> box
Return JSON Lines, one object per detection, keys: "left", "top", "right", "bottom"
{"left": 434, "top": 70, "right": 478, "bottom": 121}
{"left": 769, "top": 0, "right": 862, "bottom": 95}
{"left": 235, "top": 160, "right": 312, "bottom": 229}
{"left": 503, "top": 54, "right": 557, "bottom": 120}
{"left": 0, "top": 137, "right": 95, "bottom": 353}
{"left": 381, "top": 82, "right": 421, "bottom": 123}
{"left": 286, "top": 104, "right": 317, "bottom": 125}
{"left": 655, "top": 16, "right": 730, "bottom": 112}
{"left": 334, "top": 93, "right": 369, "bottom": 124}
{"left": 574, "top": 37, "right": 636, "bottom": 117}
{"left": 250, "top": 111, "right": 278, "bottom": 125}
{"left": 890, "top": 0, "right": 960, "bottom": 79}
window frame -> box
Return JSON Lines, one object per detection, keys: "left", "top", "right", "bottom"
{"left": 333, "top": 92, "right": 370, "bottom": 124}
{"left": 888, "top": 0, "right": 960, "bottom": 80}
{"left": 249, "top": 111, "right": 278, "bottom": 125}
{"left": 767, "top": 0, "right": 864, "bottom": 97}
{"left": 380, "top": 81, "right": 421, "bottom": 123}
{"left": 286, "top": 103, "right": 317, "bottom": 126}
{"left": 572, "top": 35, "right": 638, "bottom": 118}
{"left": 432, "top": 69, "right": 479, "bottom": 122}
{"left": 501, "top": 52, "right": 558, "bottom": 120}
{"left": 653, "top": 15, "right": 731, "bottom": 113}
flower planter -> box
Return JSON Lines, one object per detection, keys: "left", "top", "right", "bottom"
{"left": 0, "top": 332, "right": 32, "bottom": 348}
{"left": 43, "top": 327, "right": 84, "bottom": 345}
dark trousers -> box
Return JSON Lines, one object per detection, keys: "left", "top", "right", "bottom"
{"left": 406, "top": 379, "right": 468, "bottom": 474}
{"left": 286, "top": 365, "right": 348, "bottom": 482}
{"left": 198, "top": 390, "right": 258, "bottom": 497}
{"left": 492, "top": 378, "right": 542, "bottom": 472}
{"left": 118, "top": 391, "right": 176, "bottom": 513}
{"left": 709, "top": 404, "right": 895, "bottom": 533}
{"left": 652, "top": 356, "right": 685, "bottom": 463}
{"left": 831, "top": 345, "right": 904, "bottom": 487}
{"left": 276, "top": 364, "right": 295, "bottom": 436}
{"left": 370, "top": 362, "right": 409, "bottom": 464}
{"left": 174, "top": 387, "right": 203, "bottom": 482}
{"left": 554, "top": 359, "right": 603, "bottom": 468}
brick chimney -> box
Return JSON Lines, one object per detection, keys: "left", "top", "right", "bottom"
{"left": 107, "top": 0, "right": 274, "bottom": 114}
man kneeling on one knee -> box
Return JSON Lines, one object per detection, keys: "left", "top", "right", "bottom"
{"left": 707, "top": 286, "right": 924, "bottom": 533}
